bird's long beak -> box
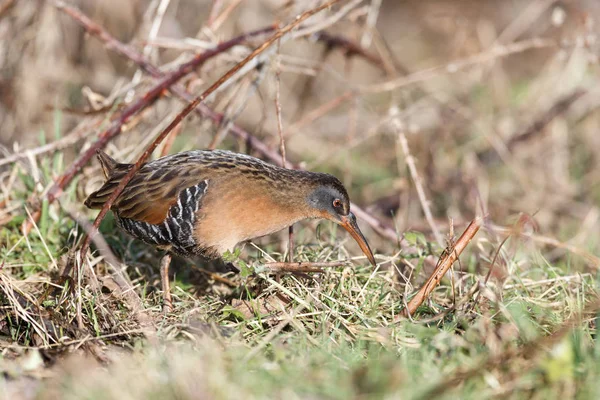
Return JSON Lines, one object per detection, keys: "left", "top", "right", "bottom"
{"left": 339, "top": 212, "right": 376, "bottom": 266}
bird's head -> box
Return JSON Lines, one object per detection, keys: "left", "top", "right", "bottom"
{"left": 305, "top": 175, "right": 376, "bottom": 266}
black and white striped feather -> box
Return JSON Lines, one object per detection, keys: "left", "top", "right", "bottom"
{"left": 116, "top": 180, "right": 208, "bottom": 257}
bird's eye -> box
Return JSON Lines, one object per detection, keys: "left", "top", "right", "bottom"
{"left": 333, "top": 199, "right": 342, "bottom": 208}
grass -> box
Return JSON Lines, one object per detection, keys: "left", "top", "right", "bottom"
{"left": 1, "top": 150, "right": 598, "bottom": 399}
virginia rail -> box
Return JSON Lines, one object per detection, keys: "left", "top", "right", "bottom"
{"left": 85, "top": 149, "right": 376, "bottom": 312}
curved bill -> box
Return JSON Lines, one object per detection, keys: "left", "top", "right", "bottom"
{"left": 339, "top": 213, "right": 376, "bottom": 266}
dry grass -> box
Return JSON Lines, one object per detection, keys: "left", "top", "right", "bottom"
{"left": 1, "top": 1, "right": 600, "bottom": 399}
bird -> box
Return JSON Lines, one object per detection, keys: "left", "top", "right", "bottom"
{"left": 84, "top": 149, "right": 376, "bottom": 312}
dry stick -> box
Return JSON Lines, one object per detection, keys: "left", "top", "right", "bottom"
{"left": 289, "top": 91, "right": 354, "bottom": 133}
{"left": 191, "top": 264, "right": 237, "bottom": 287}
{"left": 400, "top": 216, "right": 482, "bottom": 318}
{"left": 129, "top": 0, "right": 171, "bottom": 95}
{"left": 77, "top": 0, "right": 344, "bottom": 264}
{"left": 265, "top": 261, "right": 347, "bottom": 273}
{"left": 360, "top": 38, "right": 556, "bottom": 93}
{"left": 66, "top": 210, "right": 156, "bottom": 337}
{"left": 508, "top": 88, "right": 587, "bottom": 147}
{"left": 207, "top": 0, "right": 243, "bottom": 32}
{"left": 206, "top": 0, "right": 224, "bottom": 27}
{"left": 159, "top": 118, "right": 182, "bottom": 157}
{"left": 360, "top": 0, "right": 381, "bottom": 48}
{"left": 54, "top": 0, "right": 404, "bottom": 248}
{"left": 489, "top": 223, "right": 600, "bottom": 269}
{"left": 293, "top": 0, "right": 361, "bottom": 38}
{"left": 0, "top": 117, "right": 101, "bottom": 168}
{"left": 273, "top": 41, "right": 294, "bottom": 263}
{"left": 393, "top": 115, "right": 444, "bottom": 246}
{"left": 478, "top": 88, "right": 587, "bottom": 163}
{"left": 267, "top": 266, "right": 322, "bottom": 274}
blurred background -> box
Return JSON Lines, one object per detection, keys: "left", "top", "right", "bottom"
{"left": 1, "top": 0, "right": 599, "bottom": 261}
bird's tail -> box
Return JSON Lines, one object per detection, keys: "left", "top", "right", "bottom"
{"left": 84, "top": 150, "right": 133, "bottom": 209}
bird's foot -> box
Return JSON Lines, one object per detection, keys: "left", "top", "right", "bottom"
{"left": 225, "top": 262, "right": 240, "bottom": 274}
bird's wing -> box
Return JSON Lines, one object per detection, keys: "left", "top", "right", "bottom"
{"left": 85, "top": 160, "right": 208, "bottom": 225}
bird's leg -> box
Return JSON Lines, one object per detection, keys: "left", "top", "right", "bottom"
{"left": 288, "top": 225, "right": 295, "bottom": 262}
{"left": 160, "top": 254, "right": 173, "bottom": 313}
{"left": 276, "top": 225, "right": 295, "bottom": 283}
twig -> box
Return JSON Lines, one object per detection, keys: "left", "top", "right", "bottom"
{"left": 128, "top": 0, "right": 172, "bottom": 97}
{"left": 496, "top": 88, "right": 586, "bottom": 158}
{"left": 393, "top": 111, "right": 443, "bottom": 246}
{"left": 77, "top": 0, "right": 345, "bottom": 262}
{"left": 478, "top": 88, "right": 587, "bottom": 163}
{"left": 400, "top": 216, "right": 482, "bottom": 318}
{"left": 0, "top": 0, "right": 14, "bottom": 18}
{"left": 60, "top": 206, "right": 155, "bottom": 337}
{"left": 0, "top": 118, "right": 100, "bottom": 168}
{"left": 264, "top": 261, "right": 347, "bottom": 273}
{"left": 206, "top": 0, "right": 224, "bottom": 27}
{"left": 273, "top": 41, "right": 294, "bottom": 263}
{"left": 207, "top": 0, "right": 243, "bottom": 32}
{"left": 191, "top": 265, "right": 237, "bottom": 287}
{"left": 159, "top": 119, "right": 182, "bottom": 157}
{"left": 292, "top": 0, "right": 362, "bottom": 39}
{"left": 313, "top": 31, "right": 384, "bottom": 69}
{"left": 360, "top": 0, "right": 381, "bottom": 48}
{"left": 491, "top": 224, "right": 600, "bottom": 269}
{"left": 288, "top": 91, "right": 354, "bottom": 135}
{"left": 275, "top": 56, "right": 287, "bottom": 169}
{"left": 359, "top": 38, "right": 556, "bottom": 93}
